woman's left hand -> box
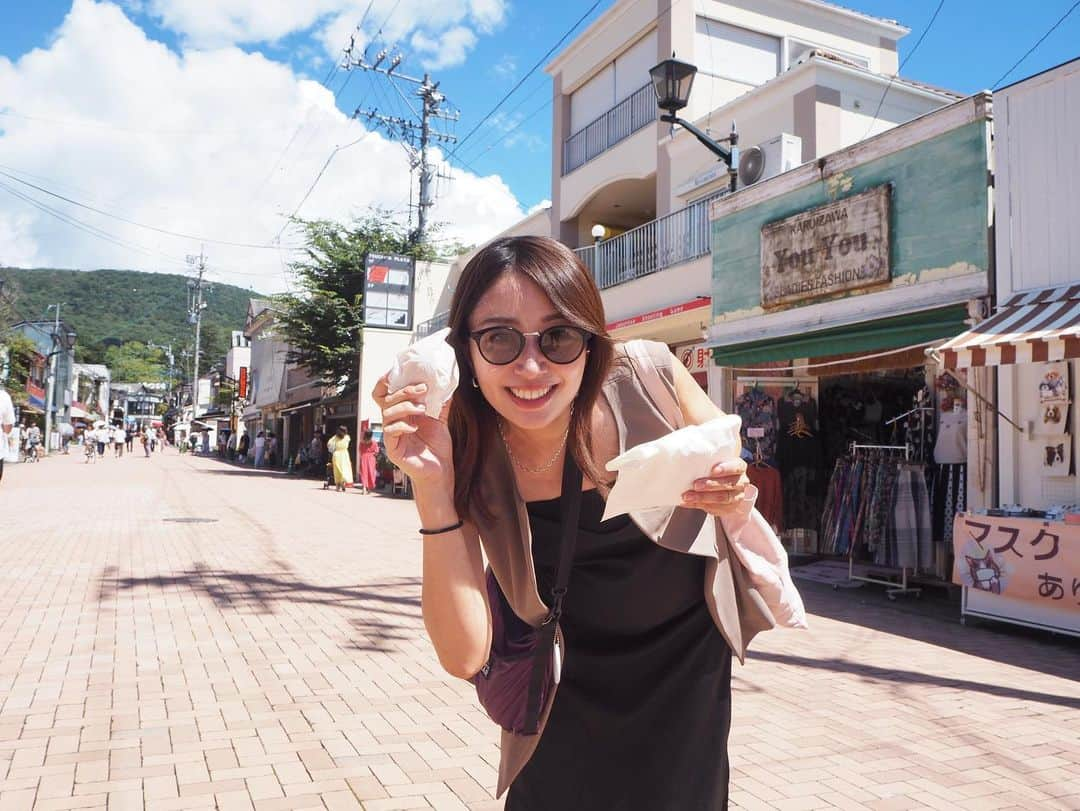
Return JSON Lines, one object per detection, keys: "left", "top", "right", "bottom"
{"left": 681, "top": 459, "right": 750, "bottom": 517}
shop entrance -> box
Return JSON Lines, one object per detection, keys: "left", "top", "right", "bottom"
{"left": 734, "top": 360, "right": 965, "bottom": 589}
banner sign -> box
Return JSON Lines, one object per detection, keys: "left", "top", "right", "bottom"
{"left": 364, "top": 253, "right": 415, "bottom": 330}
{"left": 238, "top": 366, "right": 248, "bottom": 400}
{"left": 760, "top": 184, "right": 891, "bottom": 308}
{"left": 606, "top": 297, "right": 710, "bottom": 332}
{"left": 27, "top": 380, "right": 46, "bottom": 409}
{"left": 953, "top": 513, "right": 1079, "bottom": 609}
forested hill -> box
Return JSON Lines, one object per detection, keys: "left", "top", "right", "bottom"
{"left": 0, "top": 267, "right": 262, "bottom": 364}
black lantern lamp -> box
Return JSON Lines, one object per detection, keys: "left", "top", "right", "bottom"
{"left": 649, "top": 55, "right": 739, "bottom": 193}
{"left": 61, "top": 330, "right": 77, "bottom": 351}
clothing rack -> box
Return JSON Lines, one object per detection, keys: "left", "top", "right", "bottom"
{"left": 844, "top": 443, "right": 921, "bottom": 599}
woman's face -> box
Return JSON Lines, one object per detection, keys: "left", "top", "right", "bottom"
{"left": 468, "top": 272, "right": 588, "bottom": 433}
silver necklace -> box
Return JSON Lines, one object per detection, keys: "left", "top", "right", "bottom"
{"left": 498, "top": 410, "right": 573, "bottom": 474}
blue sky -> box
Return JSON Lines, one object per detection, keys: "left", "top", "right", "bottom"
{"left": 0, "top": 0, "right": 1077, "bottom": 288}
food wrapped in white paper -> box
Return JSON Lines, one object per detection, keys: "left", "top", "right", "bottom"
{"left": 387, "top": 328, "right": 459, "bottom": 414}
{"left": 601, "top": 415, "right": 742, "bottom": 522}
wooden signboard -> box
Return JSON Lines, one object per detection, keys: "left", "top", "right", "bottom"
{"left": 760, "top": 184, "right": 891, "bottom": 308}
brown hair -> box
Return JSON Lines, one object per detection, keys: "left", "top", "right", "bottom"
{"left": 446, "top": 235, "right": 614, "bottom": 522}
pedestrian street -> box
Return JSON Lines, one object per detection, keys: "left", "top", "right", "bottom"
{"left": 0, "top": 451, "right": 1078, "bottom": 810}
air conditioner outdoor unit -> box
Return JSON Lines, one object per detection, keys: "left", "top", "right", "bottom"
{"left": 737, "top": 133, "right": 803, "bottom": 187}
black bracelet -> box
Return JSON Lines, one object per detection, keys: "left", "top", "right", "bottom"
{"left": 419, "top": 519, "right": 464, "bottom": 536}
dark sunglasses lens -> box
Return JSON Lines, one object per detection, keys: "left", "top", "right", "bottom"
{"left": 540, "top": 327, "right": 586, "bottom": 363}
{"left": 478, "top": 328, "right": 523, "bottom": 364}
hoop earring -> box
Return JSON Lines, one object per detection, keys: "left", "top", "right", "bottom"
{"left": 472, "top": 377, "right": 479, "bottom": 388}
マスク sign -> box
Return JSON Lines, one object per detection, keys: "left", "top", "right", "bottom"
{"left": 760, "top": 184, "right": 891, "bottom": 308}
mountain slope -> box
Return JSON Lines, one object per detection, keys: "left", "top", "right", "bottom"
{"left": 0, "top": 267, "right": 262, "bottom": 365}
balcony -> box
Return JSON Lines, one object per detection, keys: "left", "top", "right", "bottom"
{"left": 574, "top": 192, "right": 724, "bottom": 290}
{"left": 414, "top": 310, "right": 450, "bottom": 339}
{"left": 563, "top": 84, "right": 655, "bottom": 175}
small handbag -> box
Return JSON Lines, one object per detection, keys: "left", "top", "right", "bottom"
{"left": 470, "top": 452, "right": 584, "bottom": 736}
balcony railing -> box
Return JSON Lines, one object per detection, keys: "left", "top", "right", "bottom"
{"left": 414, "top": 310, "right": 450, "bottom": 339}
{"left": 563, "top": 84, "right": 655, "bottom": 175}
{"left": 573, "top": 193, "right": 724, "bottom": 290}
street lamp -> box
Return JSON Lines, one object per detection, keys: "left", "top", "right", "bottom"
{"left": 649, "top": 55, "right": 739, "bottom": 193}
{"left": 591, "top": 224, "right": 605, "bottom": 245}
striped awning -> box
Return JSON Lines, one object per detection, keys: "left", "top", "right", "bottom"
{"left": 935, "top": 286, "right": 1080, "bottom": 368}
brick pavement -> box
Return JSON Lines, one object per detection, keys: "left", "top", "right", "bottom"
{"left": 0, "top": 450, "right": 1077, "bottom": 810}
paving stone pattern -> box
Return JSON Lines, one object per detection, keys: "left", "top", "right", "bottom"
{"left": 0, "top": 451, "right": 1078, "bottom": 810}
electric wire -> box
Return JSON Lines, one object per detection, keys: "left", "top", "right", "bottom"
{"left": 861, "top": 0, "right": 946, "bottom": 140}
{"left": 446, "top": 0, "right": 605, "bottom": 161}
{"left": 991, "top": 0, "right": 1080, "bottom": 89}
{"left": 0, "top": 169, "right": 300, "bottom": 250}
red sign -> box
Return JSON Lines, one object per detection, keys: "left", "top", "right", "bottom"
{"left": 606, "top": 297, "right": 710, "bottom": 332}
{"left": 677, "top": 343, "right": 710, "bottom": 373}
{"left": 953, "top": 513, "right": 1079, "bottom": 609}
{"left": 367, "top": 265, "right": 389, "bottom": 283}
{"left": 238, "top": 367, "right": 248, "bottom": 399}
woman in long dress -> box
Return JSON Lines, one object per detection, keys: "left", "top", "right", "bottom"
{"left": 358, "top": 430, "right": 379, "bottom": 494}
{"left": 327, "top": 426, "right": 353, "bottom": 492}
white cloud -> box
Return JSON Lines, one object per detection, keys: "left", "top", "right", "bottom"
{"left": 410, "top": 26, "right": 476, "bottom": 71}
{"left": 0, "top": 0, "right": 525, "bottom": 292}
{"left": 143, "top": 0, "right": 507, "bottom": 70}
{"left": 526, "top": 199, "right": 551, "bottom": 216}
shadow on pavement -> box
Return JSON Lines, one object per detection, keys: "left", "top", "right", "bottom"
{"left": 795, "top": 580, "right": 1080, "bottom": 683}
{"left": 97, "top": 564, "right": 422, "bottom": 652}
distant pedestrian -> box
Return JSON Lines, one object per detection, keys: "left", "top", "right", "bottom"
{"left": 156, "top": 427, "right": 166, "bottom": 452}
{"left": 253, "top": 431, "right": 266, "bottom": 468}
{"left": 237, "top": 432, "right": 250, "bottom": 463}
{"left": 143, "top": 428, "right": 153, "bottom": 457}
{"left": 94, "top": 425, "right": 107, "bottom": 458}
{"left": 125, "top": 427, "right": 135, "bottom": 453}
{"left": 327, "top": 426, "right": 352, "bottom": 492}
{"left": 0, "top": 384, "right": 15, "bottom": 484}
{"left": 60, "top": 422, "right": 74, "bottom": 454}
{"left": 358, "top": 430, "right": 379, "bottom": 495}
{"left": 27, "top": 423, "right": 42, "bottom": 460}
{"left": 267, "top": 432, "right": 278, "bottom": 467}
{"left": 113, "top": 425, "right": 125, "bottom": 458}
{"left": 201, "top": 429, "right": 210, "bottom": 455}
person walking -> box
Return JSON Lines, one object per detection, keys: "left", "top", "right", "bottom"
{"left": 60, "top": 422, "right": 74, "bottom": 454}
{"left": 372, "top": 236, "right": 803, "bottom": 809}
{"left": 125, "top": 426, "right": 135, "bottom": 454}
{"left": 267, "top": 432, "right": 279, "bottom": 467}
{"left": 326, "top": 426, "right": 353, "bottom": 492}
{"left": 142, "top": 428, "right": 152, "bottom": 457}
{"left": 253, "top": 431, "right": 266, "bottom": 468}
{"left": 237, "top": 431, "right": 250, "bottom": 463}
{"left": 113, "top": 425, "right": 125, "bottom": 458}
{"left": 0, "top": 384, "right": 15, "bottom": 485}
{"left": 358, "top": 430, "right": 379, "bottom": 494}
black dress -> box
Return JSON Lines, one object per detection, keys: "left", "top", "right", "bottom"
{"left": 505, "top": 489, "right": 732, "bottom": 811}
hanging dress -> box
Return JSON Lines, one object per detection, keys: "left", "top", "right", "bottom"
{"left": 505, "top": 489, "right": 732, "bottom": 811}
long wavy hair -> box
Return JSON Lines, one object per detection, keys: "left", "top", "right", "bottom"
{"left": 446, "top": 235, "right": 615, "bottom": 522}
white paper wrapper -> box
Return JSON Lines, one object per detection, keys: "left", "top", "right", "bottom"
{"left": 602, "top": 415, "right": 742, "bottom": 521}
{"left": 387, "top": 328, "right": 459, "bottom": 414}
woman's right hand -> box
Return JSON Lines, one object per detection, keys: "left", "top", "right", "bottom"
{"left": 372, "top": 374, "right": 454, "bottom": 486}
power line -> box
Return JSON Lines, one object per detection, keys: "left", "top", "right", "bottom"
{"left": 991, "top": 0, "right": 1080, "bottom": 89}
{"left": 446, "top": 0, "right": 605, "bottom": 160}
{"left": 862, "top": 0, "right": 946, "bottom": 139}
{"left": 273, "top": 133, "right": 373, "bottom": 242}
{"left": 454, "top": 78, "right": 549, "bottom": 160}
{"left": 0, "top": 169, "right": 297, "bottom": 250}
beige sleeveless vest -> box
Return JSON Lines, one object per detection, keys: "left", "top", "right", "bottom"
{"left": 471, "top": 340, "right": 776, "bottom": 797}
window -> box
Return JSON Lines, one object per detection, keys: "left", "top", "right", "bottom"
{"left": 695, "top": 18, "right": 780, "bottom": 87}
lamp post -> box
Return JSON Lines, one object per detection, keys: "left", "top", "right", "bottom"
{"left": 649, "top": 56, "right": 739, "bottom": 193}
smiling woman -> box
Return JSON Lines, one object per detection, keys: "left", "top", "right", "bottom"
{"left": 372, "top": 235, "right": 792, "bottom": 808}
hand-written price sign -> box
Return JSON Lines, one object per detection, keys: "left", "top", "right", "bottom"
{"left": 953, "top": 513, "right": 1079, "bottom": 608}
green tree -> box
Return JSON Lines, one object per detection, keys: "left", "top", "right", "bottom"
{"left": 104, "top": 341, "right": 167, "bottom": 383}
{"left": 274, "top": 213, "right": 433, "bottom": 388}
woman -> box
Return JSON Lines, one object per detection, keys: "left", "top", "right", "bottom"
{"left": 253, "top": 431, "right": 266, "bottom": 468}
{"left": 373, "top": 236, "right": 770, "bottom": 809}
{"left": 237, "top": 431, "right": 250, "bottom": 463}
{"left": 327, "top": 426, "right": 353, "bottom": 492}
{"left": 358, "top": 430, "right": 379, "bottom": 494}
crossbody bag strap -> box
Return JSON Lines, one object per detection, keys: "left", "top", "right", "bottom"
{"left": 524, "top": 451, "right": 583, "bottom": 733}
{"left": 626, "top": 342, "right": 684, "bottom": 429}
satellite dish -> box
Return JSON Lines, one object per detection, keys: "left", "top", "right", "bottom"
{"left": 738, "top": 145, "right": 766, "bottom": 186}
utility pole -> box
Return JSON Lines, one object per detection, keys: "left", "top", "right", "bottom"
{"left": 346, "top": 42, "right": 459, "bottom": 246}
{"left": 185, "top": 249, "right": 209, "bottom": 419}
{"left": 42, "top": 303, "right": 61, "bottom": 456}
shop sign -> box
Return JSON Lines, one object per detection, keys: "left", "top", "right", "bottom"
{"left": 606, "top": 298, "right": 710, "bottom": 332}
{"left": 676, "top": 343, "right": 710, "bottom": 373}
{"left": 953, "top": 514, "right": 1079, "bottom": 608}
{"left": 364, "top": 253, "right": 415, "bottom": 330}
{"left": 27, "top": 381, "right": 46, "bottom": 409}
{"left": 760, "top": 185, "right": 891, "bottom": 308}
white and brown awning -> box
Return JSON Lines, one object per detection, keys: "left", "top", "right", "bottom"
{"left": 935, "top": 286, "right": 1080, "bottom": 368}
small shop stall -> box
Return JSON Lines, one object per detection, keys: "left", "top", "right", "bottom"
{"left": 934, "top": 285, "right": 1080, "bottom": 636}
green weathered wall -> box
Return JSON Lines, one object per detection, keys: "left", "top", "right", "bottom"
{"left": 711, "top": 119, "right": 990, "bottom": 320}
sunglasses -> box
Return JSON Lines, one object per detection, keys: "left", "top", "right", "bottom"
{"left": 469, "top": 325, "right": 592, "bottom": 365}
